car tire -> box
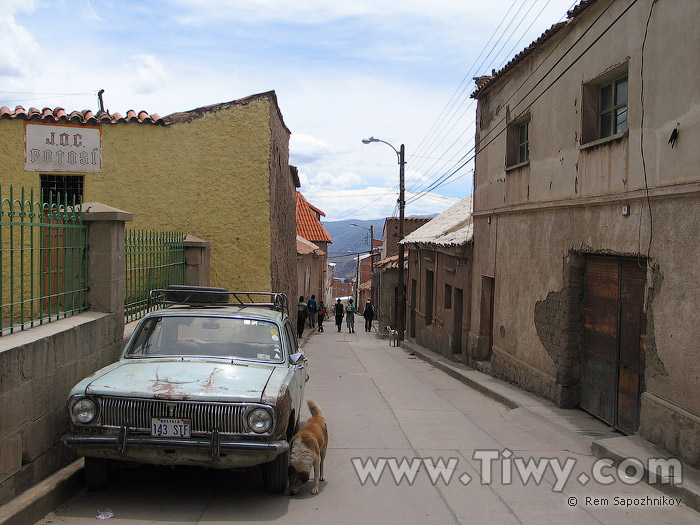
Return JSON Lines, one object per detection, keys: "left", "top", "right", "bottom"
{"left": 84, "top": 457, "right": 110, "bottom": 491}
{"left": 262, "top": 450, "right": 289, "bottom": 494}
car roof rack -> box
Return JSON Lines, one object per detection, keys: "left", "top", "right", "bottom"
{"left": 148, "top": 286, "right": 289, "bottom": 317}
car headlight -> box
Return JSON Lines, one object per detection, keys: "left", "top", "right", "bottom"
{"left": 247, "top": 408, "right": 272, "bottom": 433}
{"left": 71, "top": 398, "right": 97, "bottom": 424}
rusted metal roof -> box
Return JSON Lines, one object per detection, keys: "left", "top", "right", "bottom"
{"left": 296, "top": 192, "right": 332, "bottom": 243}
{"left": 401, "top": 195, "right": 473, "bottom": 248}
{"left": 471, "top": 0, "right": 598, "bottom": 99}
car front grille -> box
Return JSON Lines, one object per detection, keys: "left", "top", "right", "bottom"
{"left": 99, "top": 397, "right": 249, "bottom": 434}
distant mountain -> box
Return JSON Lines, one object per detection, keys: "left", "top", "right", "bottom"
{"left": 323, "top": 218, "right": 385, "bottom": 279}
{"left": 323, "top": 216, "right": 436, "bottom": 279}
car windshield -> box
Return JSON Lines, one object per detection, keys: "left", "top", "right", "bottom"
{"left": 126, "top": 315, "right": 284, "bottom": 362}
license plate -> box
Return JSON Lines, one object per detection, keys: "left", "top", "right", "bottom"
{"left": 151, "top": 418, "right": 191, "bottom": 438}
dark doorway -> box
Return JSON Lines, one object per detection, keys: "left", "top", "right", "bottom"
{"left": 425, "top": 270, "right": 434, "bottom": 325}
{"left": 410, "top": 279, "right": 417, "bottom": 338}
{"left": 479, "top": 276, "right": 495, "bottom": 360}
{"left": 580, "top": 256, "right": 645, "bottom": 434}
{"left": 452, "top": 288, "right": 463, "bottom": 355}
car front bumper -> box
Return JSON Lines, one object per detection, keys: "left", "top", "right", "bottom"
{"left": 62, "top": 431, "right": 289, "bottom": 469}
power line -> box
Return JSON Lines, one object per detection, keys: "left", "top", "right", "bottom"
{"left": 407, "top": 0, "right": 617, "bottom": 203}
{"left": 408, "top": 0, "right": 641, "bottom": 203}
{"left": 407, "top": 0, "right": 559, "bottom": 199}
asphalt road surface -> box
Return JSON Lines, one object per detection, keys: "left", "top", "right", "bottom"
{"left": 36, "top": 327, "right": 698, "bottom": 524}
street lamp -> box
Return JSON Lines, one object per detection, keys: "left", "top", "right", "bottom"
{"left": 362, "top": 136, "right": 406, "bottom": 341}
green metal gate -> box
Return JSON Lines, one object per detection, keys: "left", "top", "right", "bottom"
{"left": 125, "top": 229, "right": 185, "bottom": 323}
{"left": 0, "top": 185, "right": 88, "bottom": 335}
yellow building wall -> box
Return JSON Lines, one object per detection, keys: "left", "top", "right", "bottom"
{"left": 0, "top": 99, "right": 276, "bottom": 292}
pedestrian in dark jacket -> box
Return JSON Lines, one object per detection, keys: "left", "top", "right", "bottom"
{"left": 297, "top": 296, "right": 307, "bottom": 338}
{"left": 363, "top": 299, "right": 375, "bottom": 332}
{"left": 317, "top": 301, "right": 327, "bottom": 332}
{"left": 334, "top": 298, "right": 344, "bottom": 332}
{"left": 307, "top": 295, "right": 317, "bottom": 328}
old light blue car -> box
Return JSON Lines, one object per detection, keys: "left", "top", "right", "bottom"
{"left": 62, "top": 287, "right": 307, "bottom": 493}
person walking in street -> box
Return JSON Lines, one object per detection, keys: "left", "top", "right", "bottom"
{"left": 307, "top": 294, "right": 317, "bottom": 329}
{"left": 363, "top": 299, "right": 375, "bottom": 332}
{"left": 297, "top": 296, "right": 307, "bottom": 338}
{"left": 317, "top": 301, "right": 327, "bottom": 332}
{"left": 334, "top": 298, "right": 344, "bottom": 332}
{"left": 345, "top": 298, "right": 356, "bottom": 333}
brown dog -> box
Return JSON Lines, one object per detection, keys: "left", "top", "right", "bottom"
{"left": 288, "top": 400, "right": 328, "bottom": 495}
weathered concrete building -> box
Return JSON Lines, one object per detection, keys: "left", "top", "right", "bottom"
{"left": 402, "top": 195, "right": 473, "bottom": 362}
{"left": 469, "top": 0, "right": 700, "bottom": 466}
{"left": 0, "top": 91, "right": 299, "bottom": 301}
{"left": 375, "top": 217, "right": 431, "bottom": 331}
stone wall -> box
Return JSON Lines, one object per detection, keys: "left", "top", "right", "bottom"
{"left": 0, "top": 313, "right": 124, "bottom": 505}
{"left": 267, "top": 95, "right": 297, "bottom": 308}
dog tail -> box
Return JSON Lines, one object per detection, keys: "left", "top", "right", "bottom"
{"left": 307, "top": 399, "right": 322, "bottom": 417}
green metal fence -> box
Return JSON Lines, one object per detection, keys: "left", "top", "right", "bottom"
{"left": 0, "top": 185, "right": 88, "bottom": 335}
{"left": 125, "top": 229, "right": 186, "bottom": 323}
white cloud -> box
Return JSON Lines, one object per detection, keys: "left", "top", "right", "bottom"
{"left": 128, "top": 55, "right": 167, "bottom": 95}
{"left": 82, "top": 1, "right": 103, "bottom": 22}
{"left": 0, "top": 2, "right": 40, "bottom": 83}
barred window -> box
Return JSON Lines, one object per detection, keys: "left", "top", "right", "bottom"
{"left": 40, "top": 175, "right": 84, "bottom": 204}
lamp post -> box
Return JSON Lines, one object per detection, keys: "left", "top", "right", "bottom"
{"left": 361, "top": 136, "right": 406, "bottom": 341}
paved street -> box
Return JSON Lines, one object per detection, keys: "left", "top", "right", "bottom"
{"left": 37, "top": 327, "right": 698, "bottom": 524}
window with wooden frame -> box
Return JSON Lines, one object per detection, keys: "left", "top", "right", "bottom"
{"left": 598, "top": 76, "right": 628, "bottom": 139}
{"left": 581, "top": 65, "right": 628, "bottom": 145}
{"left": 506, "top": 115, "right": 530, "bottom": 168}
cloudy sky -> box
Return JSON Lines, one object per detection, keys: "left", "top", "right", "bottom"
{"left": 2, "top": 0, "right": 578, "bottom": 221}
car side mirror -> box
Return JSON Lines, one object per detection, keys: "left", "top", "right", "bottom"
{"left": 290, "top": 352, "right": 304, "bottom": 365}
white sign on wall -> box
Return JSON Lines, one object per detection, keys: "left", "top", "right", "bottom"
{"left": 25, "top": 123, "right": 102, "bottom": 172}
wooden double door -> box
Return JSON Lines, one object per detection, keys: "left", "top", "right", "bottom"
{"left": 581, "top": 256, "right": 646, "bottom": 434}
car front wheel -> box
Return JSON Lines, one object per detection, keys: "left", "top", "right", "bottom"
{"left": 84, "top": 457, "right": 110, "bottom": 491}
{"left": 262, "top": 450, "right": 289, "bottom": 494}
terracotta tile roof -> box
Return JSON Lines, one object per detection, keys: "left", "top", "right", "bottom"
{"left": 0, "top": 105, "right": 164, "bottom": 125}
{"left": 297, "top": 235, "right": 324, "bottom": 256}
{"left": 374, "top": 255, "right": 406, "bottom": 271}
{"left": 296, "top": 192, "right": 333, "bottom": 243}
{"left": 471, "top": 0, "right": 597, "bottom": 99}
{"left": 0, "top": 90, "right": 288, "bottom": 130}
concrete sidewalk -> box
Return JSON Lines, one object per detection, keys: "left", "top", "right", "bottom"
{"left": 400, "top": 338, "right": 700, "bottom": 514}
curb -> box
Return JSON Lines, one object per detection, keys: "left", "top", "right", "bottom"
{"left": 0, "top": 459, "right": 84, "bottom": 525}
{"left": 591, "top": 436, "right": 700, "bottom": 513}
{"left": 400, "top": 339, "right": 700, "bottom": 514}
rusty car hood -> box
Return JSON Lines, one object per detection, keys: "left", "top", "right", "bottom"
{"left": 83, "top": 359, "right": 276, "bottom": 402}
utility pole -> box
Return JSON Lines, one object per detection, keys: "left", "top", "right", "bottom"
{"left": 361, "top": 137, "right": 406, "bottom": 341}
{"left": 397, "top": 144, "right": 406, "bottom": 341}
{"left": 355, "top": 254, "right": 360, "bottom": 305}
